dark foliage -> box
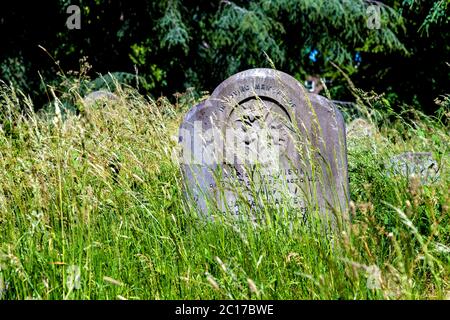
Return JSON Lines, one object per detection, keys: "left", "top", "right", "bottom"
{"left": 0, "top": 1, "right": 448, "bottom": 112}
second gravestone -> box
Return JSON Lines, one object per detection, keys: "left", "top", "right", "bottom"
{"left": 179, "top": 68, "right": 349, "bottom": 225}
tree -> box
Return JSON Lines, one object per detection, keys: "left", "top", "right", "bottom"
{"left": 2, "top": 0, "right": 445, "bottom": 113}
{"left": 354, "top": 0, "right": 450, "bottom": 112}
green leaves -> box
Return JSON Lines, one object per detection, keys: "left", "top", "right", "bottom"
{"left": 209, "top": 1, "right": 285, "bottom": 75}
{"left": 158, "top": 0, "right": 191, "bottom": 54}
{"left": 204, "top": 0, "right": 407, "bottom": 83}
{"left": 3, "top": 0, "right": 443, "bottom": 111}
{"left": 419, "top": 0, "right": 450, "bottom": 35}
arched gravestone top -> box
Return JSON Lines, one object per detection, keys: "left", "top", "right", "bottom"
{"left": 83, "top": 90, "right": 118, "bottom": 106}
{"left": 179, "top": 68, "right": 349, "bottom": 226}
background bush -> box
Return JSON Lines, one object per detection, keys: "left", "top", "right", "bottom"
{"left": 0, "top": 0, "right": 449, "bottom": 112}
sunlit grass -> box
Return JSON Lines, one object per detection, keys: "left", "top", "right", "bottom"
{"left": 0, "top": 77, "right": 448, "bottom": 300}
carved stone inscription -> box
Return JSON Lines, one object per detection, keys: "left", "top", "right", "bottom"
{"left": 179, "top": 68, "right": 349, "bottom": 224}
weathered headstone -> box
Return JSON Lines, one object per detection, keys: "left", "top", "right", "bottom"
{"left": 388, "top": 152, "right": 440, "bottom": 184}
{"left": 83, "top": 90, "right": 118, "bottom": 105}
{"left": 179, "top": 68, "right": 349, "bottom": 225}
{"left": 346, "top": 118, "right": 376, "bottom": 139}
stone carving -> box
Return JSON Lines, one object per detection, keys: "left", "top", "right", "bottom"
{"left": 179, "top": 68, "right": 349, "bottom": 226}
{"left": 388, "top": 152, "right": 440, "bottom": 184}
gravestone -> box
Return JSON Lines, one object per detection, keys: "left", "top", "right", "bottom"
{"left": 83, "top": 90, "right": 118, "bottom": 105}
{"left": 346, "top": 118, "right": 376, "bottom": 139}
{"left": 179, "top": 68, "right": 349, "bottom": 225}
{"left": 388, "top": 152, "right": 440, "bottom": 184}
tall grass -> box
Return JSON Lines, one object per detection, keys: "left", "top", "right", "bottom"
{"left": 0, "top": 76, "right": 448, "bottom": 300}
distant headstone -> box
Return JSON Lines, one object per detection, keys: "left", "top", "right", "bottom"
{"left": 346, "top": 118, "right": 376, "bottom": 138}
{"left": 83, "top": 90, "right": 118, "bottom": 105}
{"left": 179, "top": 68, "right": 349, "bottom": 225}
{"left": 388, "top": 152, "right": 439, "bottom": 184}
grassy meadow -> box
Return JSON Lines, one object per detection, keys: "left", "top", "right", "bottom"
{"left": 0, "top": 77, "right": 448, "bottom": 300}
